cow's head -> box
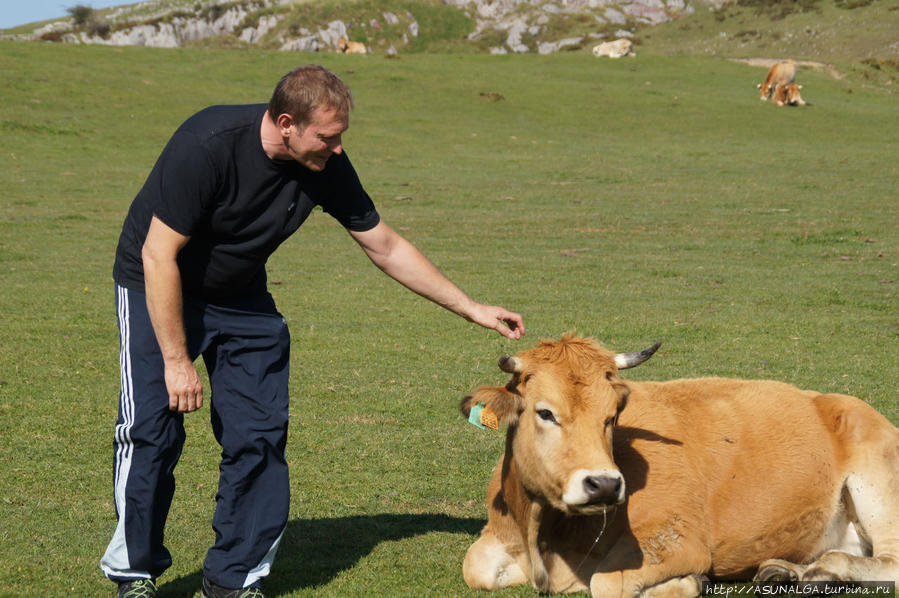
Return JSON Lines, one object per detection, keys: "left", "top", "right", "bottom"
{"left": 461, "top": 334, "right": 660, "bottom": 515}
{"left": 758, "top": 82, "right": 774, "bottom": 101}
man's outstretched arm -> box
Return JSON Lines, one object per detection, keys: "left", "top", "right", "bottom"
{"left": 348, "top": 220, "right": 525, "bottom": 340}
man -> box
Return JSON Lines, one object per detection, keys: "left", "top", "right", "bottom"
{"left": 101, "top": 64, "right": 524, "bottom": 598}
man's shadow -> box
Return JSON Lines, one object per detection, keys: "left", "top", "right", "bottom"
{"left": 160, "top": 513, "right": 484, "bottom": 596}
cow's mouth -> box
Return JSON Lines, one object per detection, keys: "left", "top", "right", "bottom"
{"left": 569, "top": 502, "right": 619, "bottom": 518}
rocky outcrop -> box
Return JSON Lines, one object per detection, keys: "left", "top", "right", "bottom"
{"left": 447, "top": 0, "right": 693, "bottom": 54}
{"left": 13, "top": 0, "right": 704, "bottom": 54}
{"left": 40, "top": 3, "right": 260, "bottom": 48}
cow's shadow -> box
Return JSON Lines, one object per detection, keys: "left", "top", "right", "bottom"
{"left": 159, "top": 430, "right": 681, "bottom": 596}
{"left": 159, "top": 513, "right": 483, "bottom": 596}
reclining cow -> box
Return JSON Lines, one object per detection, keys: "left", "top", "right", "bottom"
{"left": 337, "top": 37, "right": 367, "bottom": 54}
{"left": 460, "top": 334, "right": 899, "bottom": 598}
{"left": 773, "top": 83, "right": 807, "bottom": 107}
{"left": 758, "top": 60, "right": 796, "bottom": 101}
{"left": 592, "top": 38, "right": 635, "bottom": 59}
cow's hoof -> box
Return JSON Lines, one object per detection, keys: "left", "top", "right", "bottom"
{"left": 755, "top": 562, "right": 798, "bottom": 583}
{"left": 802, "top": 567, "right": 841, "bottom": 583}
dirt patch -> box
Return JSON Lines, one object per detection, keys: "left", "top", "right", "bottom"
{"left": 730, "top": 57, "right": 843, "bottom": 79}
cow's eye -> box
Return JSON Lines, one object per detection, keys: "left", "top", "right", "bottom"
{"left": 536, "top": 409, "right": 557, "bottom": 424}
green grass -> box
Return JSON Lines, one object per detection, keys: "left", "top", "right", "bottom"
{"left": 0, "top": 41, "right": 897, "bottom": 597}
{"left": 642, "top": 0, "right": 899, "bottom": 63}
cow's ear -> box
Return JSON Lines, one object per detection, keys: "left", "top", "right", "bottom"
{"left": 460, "top": 386, "right": 523, "bottom": 429}
{"left": 606, "top": 372, "right": 631, "bottom": 415}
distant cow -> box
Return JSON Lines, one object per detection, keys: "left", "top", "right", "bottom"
{"left": 758, "top": 59, "right": 796, "bottom": 100}
{"left": 773, "top": 83, "right": 806, "bottom": 106}
{"left": 592, "top": 38, "right": 635, "bottom": 59}
{"left": 337, "top": 37, "right": 367, "bottom": 54}
{"left": 460, "top": 334, "right": 899, "bottom": 597}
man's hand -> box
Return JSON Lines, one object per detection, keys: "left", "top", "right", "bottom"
{"left": 467, "top": 304, "right": 525, "bottom": 340}
{"left": 164, "top": 357, "right": 204, "bottom": 413}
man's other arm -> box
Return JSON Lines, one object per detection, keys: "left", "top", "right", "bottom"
{"left": 142, "top": 215, "right": 204, "bottom": 412}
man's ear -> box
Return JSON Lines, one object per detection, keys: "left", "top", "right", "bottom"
{"left": 275, "top": 113, "right": 296, "bottom": 136}
{"left": 460, "top": 385, "right": 523, "bottom": 428}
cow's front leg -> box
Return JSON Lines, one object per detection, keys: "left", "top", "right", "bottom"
{"left": 641, "top": 575, "right": 707, "bottom": 598}
{"left": 589, "top": 532, "right": 711, "bottom": 598}
{"left": 462, "top": 531, "right": 528, "bottom": 590}
{"left": 591, "top": 571, "right": 706, "bottom": 598}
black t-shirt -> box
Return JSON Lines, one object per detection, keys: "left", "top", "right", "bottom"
{"left": 113, "top": 104, "right": 380, "bottom": 301}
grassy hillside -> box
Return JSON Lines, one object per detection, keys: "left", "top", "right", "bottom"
{"left": 1, "top": 39, "right": 897, "bottom": 597}
{"left": 641, "top": 0, "right": 899, "bottom": 91}
{"left": 644, "top": 0, "right": 898, "bottom": 60}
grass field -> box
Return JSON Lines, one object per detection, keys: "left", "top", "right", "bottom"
{"left": 0, "top": 39, "right": 896, "bottom": 597}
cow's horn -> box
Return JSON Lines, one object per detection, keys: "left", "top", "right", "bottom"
{"left": 614, "top": 341, "right": 662, "bottom": 370}
{"left": 498, "top": 355, "right": 523, "bottom": 373}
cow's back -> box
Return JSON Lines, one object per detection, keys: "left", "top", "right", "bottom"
{"left": 616, "top": 378, "right": 850, "bottom": 577}
{"left": 769, "top": 61, "right": 796, "bottom": 84}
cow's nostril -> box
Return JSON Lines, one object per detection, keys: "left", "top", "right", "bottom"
{"left": 583, "top": 475, "right": 622, "bottom": 504}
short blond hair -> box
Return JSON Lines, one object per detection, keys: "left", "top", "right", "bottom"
{"left": 268, "top": 65, "right": 354, "bottom": 126}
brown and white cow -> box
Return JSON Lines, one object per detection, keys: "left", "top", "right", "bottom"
{"left": 337, "top": 37, "right": 367, "bottom": 54}
{"left": 758, "top": 60, "right": 796, "bottom": 101}
{"left": 773, "top": 83, "right": 806, "bottom": 107}
{"left": 460, "top": 334, "right": 899, "bottom": 598}
{"left": 592, "top": 38, "right": 635, "bottom": 59}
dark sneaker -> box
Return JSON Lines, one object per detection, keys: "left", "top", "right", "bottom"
{"left": 117, "top": 579, "right": 157, "bottom": 598}
{"left": 201, "top": 577, "right": 266, "bottom": 598}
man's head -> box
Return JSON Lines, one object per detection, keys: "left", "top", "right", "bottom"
{"left": 268, "top": 65, "right": 353, "bottom": 171}
{"left": 269, "top": 64, "right": 353, "bottom": 127}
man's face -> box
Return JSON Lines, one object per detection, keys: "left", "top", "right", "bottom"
{"left": 284, "top": 106, "right": 348, "bottom": 172}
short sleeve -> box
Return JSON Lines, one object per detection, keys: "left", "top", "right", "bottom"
{"left": 317, "top": 152, "right": 380, "bottom": 232}
{"left": 149, "top": 130, "right": 220, "bottom": 236}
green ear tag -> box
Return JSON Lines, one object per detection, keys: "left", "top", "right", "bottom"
{"left": 468, "top": 403, "right": 487, "bottom": 429}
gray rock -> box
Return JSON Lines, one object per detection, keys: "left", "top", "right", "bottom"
{"left": 604, "top": 7, "right": 628, "bottom": 24}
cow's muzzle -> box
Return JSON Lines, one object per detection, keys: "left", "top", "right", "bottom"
{"left": 564, "top": 469, "right": 626, "bottom": 510}
{"left": 583, "top": 474, "right": 624, "bottom": 506}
